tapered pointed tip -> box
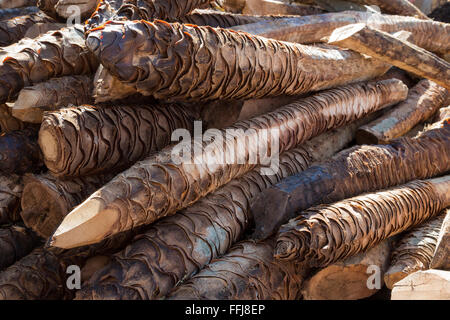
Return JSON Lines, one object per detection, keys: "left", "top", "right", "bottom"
{"left": 49, "top": 197, "right": 120, "bottom": 249}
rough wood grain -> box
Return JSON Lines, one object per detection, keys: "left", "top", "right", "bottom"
{"left": 0, "top": 104, "right": 23, "bottom": 133}
{"left": 328, "top": 23, "right": 450, "bottom": 90}
{"left": 167, "top": 238, "right": 309, "bottom": 300}
{"left": 345, "top": 0, "right": 429, "bottom": 19}
{"left": 0, "top": 225, "right": 40, "bottom": 271}
{"left": 391, "top": 269, "right": 450, "bottom": 299}
{"left": 302, "top": 239, "right": 392, "bottom": 300}
{"left": 39, "top": 103, "right": 197, "bottom": 177}
{"left": 12, "top": 75, "right": 93, "bottom": 123}
{"left": 0, "top": 25, "right": 98, "bottom": 104}
{"left": 0, "top": 175, "right": 22, "bottom": 225}
{"left": 0, "top": 126, "right": 43, "bottom": 174}
{"left": 384, "top": 214, "right": 445, "bottom": 289}
{"left": 49, "top": 80, "right": 407, "bottom": 249}
{"left": 75, "top": 127, "right": 357, "bottom": 300}
{"left": 250, "top": 102, "right": 450, "bottom": 240}
{"left": 20, "top": 173, "right": 115, "bottom": 239}
{"left": 430, "top": 209, "right": 450, "bottom": 270}
{"left": 85, "top": 19, "right": 391, "bottom": 102}
{"left": 357, "top": 80, "right": 448, "bottom": 144}
{"left": 275, "top": 175, "right": 450, "bottom": 267}
{"left": 231, "top": 12, "right": 450, "bottom": 57}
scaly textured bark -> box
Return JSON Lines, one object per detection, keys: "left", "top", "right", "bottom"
{"left": 250, "top": 117, "right": 450, "bottom": 239}
{"left": 36, "top": 0, "right": 59, "bottom": 20}
{"left": 0, "top": 230, "right": 141, "bottom": 300}
{"left": 0, "top": 25, "right": 98, "bottom": 104}
{"left": 0, "top": 225, "right": 40, "bottom": 271}
{"left": 167, "top": 238, "right": 308, "bottom": 300}
{"left": 274, "top": 176, "right": 450, "bottom": 267}
{"left": 345, "top": 0, "right": 429, "bottom": 19}
{"left": 75, "top": 127, "right": 358, "bottom": 300}
{"left": 0, "top": 12, "right": 57, "bottom": 47}
{"left": 0, "top": 104, "right": 24, "bottom": 133}
{"left": 430, "top": 208, "right": 450, "bottom": 270}
{"left": 20, "top": 173, "right": 115, "bottom": 239}
{"left": 181, "top": 9, "right": 286, "bottom": 28}
{"left": 85, "top": 19, "right": 391, "bottom": 102}
{"left": 0, "top": 7, "right": 39, "bottom": 21}
{"left": 0, "top": 175, "right": 22, "bottom": 225}
{"left": 357, "top": 80, "right": 448, "bottom": 144}
{"left": 219, "top": 0, "right": 324, "bottom": 15}
{"left": 49, "top": 79, "right": 407, "bottom": 249}
{"left": 12, "top": 75, "right": 93, "bottom": 124}
{"left": 0, "top": 126, "right": 42, "bottom": 174}
{"left": 384, "top": 214, "right": 445, "bottom": 289}
{"left": 0, "top": 0, "right": 36, "bottom": 9}
{"left": 328, "top": 24, "right": 450, "bottom": 90}
{"left": 39, "top": 103, "right": 197, "bottom": 177}
{"left": 231, "top": 11, "right": 450, "bottom": 57}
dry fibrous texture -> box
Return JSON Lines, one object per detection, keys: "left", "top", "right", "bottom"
{"left": 39, "top": 103, "right": 197, "bottom": 177}
{"left": 92, "top": 65, "right": 141, "bottom": 103}
{"left": 180, "top": 9, "right": 286, "bottom": 28}
{"left": 391, "top": 269, "right": 450, "bottom": 299}
{"left": 219, "top": 0, "right": 324, "bottom": 15}
{"left": 0, "top": 225, "right": 40, "bottom": 271}
{"left": 0, "top": 126, "right": 42, "bottom": 174}
{"left": 0, "top": 0, "right": 36, "bottom": 9}
{"left": 36, "top": 0, "right": 59, "bottom": 20}
{"left": 0, "top": 7, "right": 39, "bottom": 21}
{"left": 0, "top": 230, "right": 140, "bottom": 300}
{"left": 231, "top": 11, "right": 450, "bottom": 57}
{"left": 430, "top": 209, "right": 450, "bottom": 270}
{"left": 435, "top": 106, "right": 450, "bottom": 122}
{"left": 12, "top": 75, "right": 93, "bottom": 123}
{"left": 167, "top": 238, "right": 308, "bottom": 300}
{"left": 274, "top": 176, "right": 450, "bottom": 267}
{"left": 345, "top": 0, "right": 429, "bottom": 19}
{"left": 0, "top": 175, "right": 22, "bottom": 225}
{"left": 37, "top": 0, "right": 101, "bottom": 20}
{"left": 328, "top": 24, "right": 450, "bottom": 90}
{"left": 250, "top": 117, "right": 450, "bottom": 239}
{"left": 0, "top": 104, "right": 23, "bottom": 133}
{"left": 384, "top": 214, "right": 445, "bottom": 289}
{"left": 20, "top": 173, "right": 115, "bottom": 239}
{"left": 301, "top": 239, "right": 392, "bottom": 300}
{"left": 0, "top": 25, "right": 98, "bottom": 104}
{"left": 85, "top": 20, "right": 391, "bottom": 102}
{"left": 49, "top": 79, "right": 407, "bottom": 249}
{"left": 0, "top": 12, "right": 57, "bottom": 47}
{"left": 357, "top": 80, "right": 448, "bottom": 144}
{"left": 75, "top": 127, "right": 358, "bottom": 300}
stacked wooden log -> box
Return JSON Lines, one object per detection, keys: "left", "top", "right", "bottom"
{"left": 0, "top": 0, "right": 448, "bottom": 301}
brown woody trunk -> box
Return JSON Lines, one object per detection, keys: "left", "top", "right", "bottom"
{"left": 0, "top": 25, "right": 98, "bottom": 103}
{"left": 75, "top": 126, "right": 358, "bottom": 300}
{"left": 250, "top": 114, "right": 450, "bottom": 239}
{"left": 85, "top": 20, "right": 391, "bottom": 102}
{"left": 302, "top": 239, "right": 392, "bottom": 300}
{"left": 20, "top": 173, "right": 116, "bottom": 239}
{"left": 0, "top": 0, "right": 36, "bottom": 9}
{"left": 384, "top": 214, "right": 445, "bottom": 289}
{"left": 166, "top": 238, "right": 308, "bottom": 300}
{"left": 49, "top": 80, "right": 406, "bottom": 249}
{"left": 12, "top": 75, "right": 94, "bottom": 124}
{"left": 274, "top": 175, "right": 450, "bottom": 267}
{"left": 0, "top": 126, "right": 43, "bottom": 174}
{"left": 327, "top": 23, "right": 450, "bottom": 90}
{"left": 345, "top": 0, "right": 429, "bottom": 19}
{"left": 0, "top": 104, "right": 24, "bottom": 133}
{"left": 357, "top": 80, "right": 448, "bottom": 144}
{"left": 231, "top": 12, "right": 450, "bottom": 57}
{"left": 0, "top": 12, "right": 57, "bottom": 47}
{"left": 241, "top": 0, "right": 325, "bottom": 15}
{"left": 0, "top": 175, "right": 22, "bottom": 225}
{"left": 430, "top": 209, "right": 450, "bottom": 270}
{"left": 0, "top": 225, "right": 40, "bottom": 271}
{"left": 0, "top": 7, "right": 39, "bottom": 21}
{"left": 39, "top": 103, "right": 198, "bottom": 177}
{"left": 92, "top": 65, "right": 137, "bottom": 103}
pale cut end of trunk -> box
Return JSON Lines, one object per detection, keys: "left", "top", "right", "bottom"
{"left": 391, "top": 269, "right": 450, "bottom": 300}
{"left": 430, "top": 209, "right": 450, "bottom": 270}
{"left": 328, "top": 23, "right": 450, "bottom": 90}
{"left": 430, "top": 175, "right": 450, "bottom": 207}
{"left": 38, "top": 129, "right": 59, "bottom": 163}
{"left": 50, "top": 199, "right": 119, "bottom": 249}
{"left": 302, "top": 239, "right": 392, "bottom": 300}
{"left": 13, "top": 88, "right": 44, "bottom": 110}
{"left": 93, "top": 65, "right": 137, "bottom": 103}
